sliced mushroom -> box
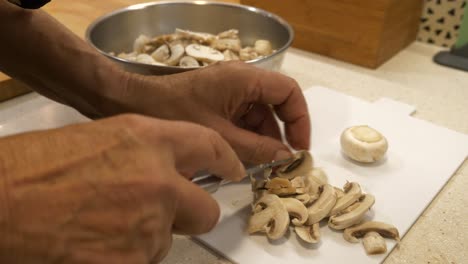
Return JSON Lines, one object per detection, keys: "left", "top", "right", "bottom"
{"left": 133, "top": 34, "right": 151, "bottom": 53}
{"left": 254, "top": 39, "right": 273, "bottom": 56}
{"left": 217, "top": 29, "right": 239, "bottom": 39}
{"left": 239, "top": 46, "right": 259, "bottom": 61}
{"left": 186, "top": 44, "right": 224, "bottom": 63}
{"left": 295, "top": 223, "right": 320, "bottom": 244}
{"left": 304, "top": 171, "right": 325, "bottom": 201}
{"left": 135, "top": 54, "right": 157, "bottom": 64}
{"left": 265, "top": 178, "right": 296, "bottom": 196}
{"left": 362, "top": 231, "right": 387, "bottom": 255}
{"left": 334, "top": 187, "right": 345, "bottom": 199}
{"left": 277, "top": 151, "right": 314, "bottom": 180}
{"left": 343, "top": 221, "right": 400, "bottom": 243}
{"left": 341, "top": 125, "right": 388, "bottom": 163}
{"left": 248, "top": 194, "right": 289, "bottom": 240}
{"left": 117, "top": 52, "right": 137, "bottom": 61}
{"left": 328, "top": 194, "right": 375, "bottom": 230}
{"left": 175, "top": 28, "right": 216, "bottom": 44}
{"left": 295, "top": 193, "right": 314, "bottom": 205}
{"left": 291, "top": 176, "right": 306, "bottom": 194}
{"left": 223, "top": 49, "right": 240, "bottom": 61}
{"left": 306, "top": 184, "right": 337, "bottom": 225}
{"left": 151, "top": 44, "right": 170, "bottom": 62}
{"left": 329, "top": 182, "right": 362, "bottom": 216}
{"left": 211, "top": 38, "right": 242, "bottom": 52}
{"left": 179, "top": 56, "right": 199, "bottom": 68}
{"left": 280, "top": 198, "right": 308, "bottom": 226}
{"left": 164, "top": 44, "right": 185, "bottom": 66}
{"left": 253, "top": 189, "right": 268, "bottom": 204}
{"left": 309, "top": 167, "right": 328, "bottom": 184}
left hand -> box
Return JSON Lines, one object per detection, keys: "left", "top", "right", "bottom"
{"left": 104, "top": 61, "right": 311, "bottom": 164}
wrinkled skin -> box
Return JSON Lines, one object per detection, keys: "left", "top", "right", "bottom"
{"left": 106, "top": 61, "right": 311, "bottom": 164}
{"left": 0, "top": 114, "right": 244, "bottom": 264}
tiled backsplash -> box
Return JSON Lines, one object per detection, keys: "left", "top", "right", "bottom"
{"left": 418, "top": 0, "right": 466, "bottom": 47}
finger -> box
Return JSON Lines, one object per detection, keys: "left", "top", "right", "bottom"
{"left": 160, "top": 121, "right": 246, "bottom": 181}
{"left": 246, "top": 69, "right": 311, "bottom": 150}
{"left": 243, "top": 104, "right": 282, "bottom": 141}
{"left": 171, "top": 173, "right": 220, "bottom": 235}
{"left": 221, "top": 122, "right": 292, "bottom": 164}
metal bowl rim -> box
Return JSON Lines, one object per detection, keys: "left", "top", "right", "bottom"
{"left": 85, "top": 0, "right": 294, "bottom": 71}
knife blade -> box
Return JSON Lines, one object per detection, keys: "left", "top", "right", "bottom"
{"left": 192, "top": 157, "right": 294, "bottom": 193}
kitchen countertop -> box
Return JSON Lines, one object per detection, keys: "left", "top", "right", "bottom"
{"left": 0, "top": 0, "right": 467, "bottom": 263}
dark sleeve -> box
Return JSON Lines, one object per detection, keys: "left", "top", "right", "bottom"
{"left": 7, "top": 0, "right": 50, "bottom": 9}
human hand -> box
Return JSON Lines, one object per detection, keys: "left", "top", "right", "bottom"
{"left": 109, "top": 61, "right": 310, "bottom": 164}
{"left": 0, "top": 114, "right": 244, "bottom": 264}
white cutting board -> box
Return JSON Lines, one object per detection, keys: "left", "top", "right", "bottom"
{"left": 197, "top": 86, "right": 468, "bottom": 264}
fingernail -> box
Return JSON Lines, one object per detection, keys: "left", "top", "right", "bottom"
{"left": 274, "top": 150, "right": 292, "bottom": 161}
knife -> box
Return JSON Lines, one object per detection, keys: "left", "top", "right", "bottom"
{"left": 192, "top": 157, "right": 294, "bottom": 193}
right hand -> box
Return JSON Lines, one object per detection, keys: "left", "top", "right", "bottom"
{"left": 0, "top": 114, "right": 245, "bottom": 264}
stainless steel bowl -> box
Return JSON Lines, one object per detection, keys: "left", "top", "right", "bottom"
{"left": 86, "top": 1, "right": 293, "bottom": 75}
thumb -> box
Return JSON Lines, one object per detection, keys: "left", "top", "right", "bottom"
{"left": 223, "top": 124, "right": 292, "bottom": 164}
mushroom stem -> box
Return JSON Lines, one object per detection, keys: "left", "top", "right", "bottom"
{"left": 362, "top": 231, "right": 387, "bottom": 255}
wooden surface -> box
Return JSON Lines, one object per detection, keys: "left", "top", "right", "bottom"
{"left": 241, "top": 0, "right": 423, "bottom": 68}
{"left": 0, "top": 0, "right": 239, "bottom": 102}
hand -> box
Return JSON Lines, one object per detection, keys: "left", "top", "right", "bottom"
{"left": 0, "top": 114, "right": 244, "bottom": 264}
{"left": 108, "top": 61, "right": 311, "bottom": 164}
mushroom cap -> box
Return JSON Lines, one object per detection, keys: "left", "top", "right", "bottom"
{"left": 185, "top": 44, "right": 224, "bottom": 62}
{"left": 343, "top": 221, "right": 400, "bottom": 243}
{"left": 280, "top": 198, "right": 309, "bottom": 226}
{"left": 295, "top": 223, "right": 320, "bottom": 243}
{"left": 248, "top": 194, "right": 289, "bottom": 240}
{"left": 340, "top": 125, "right": 388, "bottom": 163}
{"left": 277, "top": 151, "right": 314, "bottom": 180}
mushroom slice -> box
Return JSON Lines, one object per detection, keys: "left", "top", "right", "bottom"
{"left": 223, "top": 49, "right": 240, "bottom": 61}
{"left": 291, "top": 176, "right": 306, "bottom": 194}
{"left": 265, "top": 178, "right": 296, "bottom": 196}
{"left": 334, "top": 187, "right": 345, "bottom": 200}
{"left": 133, "top": 34, "right": 151, "bottom": 53}
{"left": 309, "top": 167, "right": 328, "bottom": 184}
{"left": 277, "top": 151, "right": 314, "bottom": 180}
{"left": 185, "top": 44, "right": 224, "bottom": 63}
{"left": 211, "top": 38, "right": 242, "bottom": 52}
{"left": 217, "top": 29, "right": 239, "bottom": 39}
{"left": 328, "top": 194, "right": 375, "bottom": 230}
{"left": 248, "top": 194, "right": 289, "bottom": 240}
{"left": 329, "top": 182, "right": 362, "bottom": 216}
{"left": 254, "top": 39, "right": 273, "bottom": 56}
{"left": 341, "top": 125, "right": 388, "bottom": 163}
{"left": 362, "top": 231, "right": 387, "bottom": 255}
{"left": 295, "top": 193, "right": 315, "bottom": 205}
{"left": 280, "top": 198, "right": 308, "bottom": 226}
{"left": 164, "top": 44, "right": 185, "bottom": 66}
{"left": 343, "top": 221, "right": 400, "bottom": 243}
{"left": 135, "top": 54, "right": 157, "bottom": 64}
{"left": 151, "top": 44, "right": 170, "bottom": 62}
{"left": 175, "top": 28, "right": 216, "bottom": 44}
{"left": 179, "top": 56, "right": 199, "bottom": 68}
{"left": 306, "top": 184, "right": 337, "bottom": 225}
{"left": 117, "top": 52, "right": 137, "bottom": 61}
{"left": 239, "top": 46, "right": 259, "bottom": 61}
{"left": 295, "top": 223, "right": 320, "bottom": 243}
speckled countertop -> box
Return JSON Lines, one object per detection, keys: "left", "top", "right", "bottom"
{"left": 161, "top": 43, "right": 468, "bottom": 264}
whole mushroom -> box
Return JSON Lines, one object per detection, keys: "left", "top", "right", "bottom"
{"left": 341, "top": 125, "right": 388, "bottom": 163}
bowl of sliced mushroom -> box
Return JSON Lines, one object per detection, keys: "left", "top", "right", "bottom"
{"left": 86, "top": 1, "right": 293, "bottom": 75}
